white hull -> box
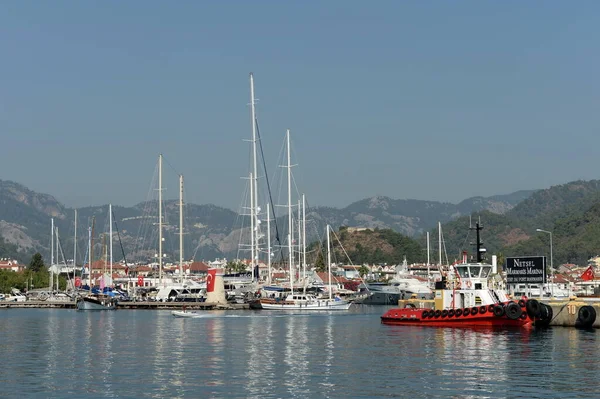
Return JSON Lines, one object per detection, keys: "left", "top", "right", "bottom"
{"left": 76, "top": 297, "right": 116, "bottom": 311}
{"left": 260, "top": 299, "right": 351, "bottom": 310}
{"left": 171, "top": 310, "right": 205, "bottom": 318}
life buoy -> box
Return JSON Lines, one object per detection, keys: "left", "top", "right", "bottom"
{"left": 577, "top": 306, "right": 596, "bottom": 328}
{"left": 455, "top": 308, "right": 463, "bottom": 317}
{"left": 493, "top": 305, "right": 505, "bottom": 317}
{"left": 441, "top": 310, "right": 449, "bottom": 318}
{"left": 526, "top": 299, "right": 541, "bottom": 319}
{"left": 505, "top": 302, "right": 522, "bottom": 320}
{"left": 471, "top": 307, "right": 478, "bottom": 316}
{"left": 479, "top": 306, "right": 487, "bottom": 314}
{"left": 448, "top": 309, "right": 455, "bottom": 317}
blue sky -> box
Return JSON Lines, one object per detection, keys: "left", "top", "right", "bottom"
{"left": 1, "top": 1, "right": 599, "bottom": 211}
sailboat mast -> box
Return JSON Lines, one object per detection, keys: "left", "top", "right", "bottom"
{"left": 109, "top": 203, "right": 113, "bottom": 283}
{"left": 426, "top": 231, "right": 431, "bottom": 284}
{"left": 87, "top": 226, "right": 92, "bottom": 288}
{"left": 250, "top": 73, "right": 259, "bottom": 271}
{"left": 327, "top": 224, "right": 332, "bottom": 300}
{"left": 297, "top": 200, "right": 301, "bottom": 273}
{"left": 158, "top": 153, "right": 163, "bottom": 285}
{"left": 286, "top": 129, "right": 294, "bottom": 295}
{"left": 302, "top": 194, "right": 306, "bottom": 292}
{"left": 438, "top": 222, "right": 442, "bottom": 266}
{"left": 102, "top": 233, "right": 107, "bottom": 275}
{"left": 250, "top": 172, "right": 255, "bottom": 271}
{"left": 90, "top": 216, "right": 95, "bottom": 291}
{"left": 50, "top": 218, "right": 54, "bottom": 291}
{"left": 179, "top": 174, "right": 184, "bottom": 283}
{"left": 74, "top": 209, "right": 77, "bottom": 275}
{"left": 267, "top": 202, "right": 271, "bottom": 285}
{"left": 55, "top": 227, "right": 59, "bottom": 291}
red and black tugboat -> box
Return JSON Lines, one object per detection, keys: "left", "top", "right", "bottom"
{"left": 381, "top": 222, "right": 551, "bottom": 327}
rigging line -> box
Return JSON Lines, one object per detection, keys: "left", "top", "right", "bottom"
{"left": 112, "top": 209, "right": 132, "bottom": 286}
{"left": 55, "top": 229, "right": 74, "bottom": 288}
{"left": 162, "top": 155, "right": 181, "bottom": 177}
{"left": 255, "top": 117, "right": 281, "bottom": 246}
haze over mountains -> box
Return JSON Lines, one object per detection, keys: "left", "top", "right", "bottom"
{"left": 0, "top": 178, "right": 537, "bottom": 264}
{"left": 4, "top": 177, "right": 600, "bottom": 267}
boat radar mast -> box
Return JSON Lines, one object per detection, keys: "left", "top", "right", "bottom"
{"left": 470, "top": 221, "right": 486, "bottom": 263}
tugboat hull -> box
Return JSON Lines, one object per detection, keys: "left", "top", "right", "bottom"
{"left": 381, "top": 301, "right": 532, "bottom": 327}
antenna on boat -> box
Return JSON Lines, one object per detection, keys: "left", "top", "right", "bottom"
{"left": 470, "top": 221, "right": 485, "bottom": 263}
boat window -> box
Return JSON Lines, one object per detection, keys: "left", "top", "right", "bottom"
{"left": 466, "top": 267, "right": 475, "bottom": 278}
{"left": 480, "top": 267, "right": 491, "bottom": 278}
{"left": 456, "top": 267, "right": 469, "bottom": 278}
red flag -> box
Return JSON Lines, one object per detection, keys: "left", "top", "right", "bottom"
{"left": 75, "top": 277, "right": 82, "bottom": 288}
{"left": 581, "top": 266, "right": 595, "bottom": 281}
{"left": 207, "top": 269, "right": 217, "bottom": 293}
{"left": 125, "top": 266, "right": 129, "bottom": 275}
{"left": 137, "top": 275, "right": 144, "bottom": 286}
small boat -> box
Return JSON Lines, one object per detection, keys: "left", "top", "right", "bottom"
{"left": 76, "top": 295, "right": 117, "bottom": 311}
{"left": 381, "top": 222, "right": 552, "bottom": 328}
{"left": 171, "top": 308, "right": 205, "bottom": 318}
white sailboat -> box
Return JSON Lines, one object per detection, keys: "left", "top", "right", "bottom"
{"left": 76, "top": 216, "right": 117, "bottom": 310}
{"left": 259, "top": 131, "right": 351, "bottom": 311}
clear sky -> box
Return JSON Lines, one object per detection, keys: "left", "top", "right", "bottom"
{"left": 2, "top": 1, "right": 599, "bottom": 211}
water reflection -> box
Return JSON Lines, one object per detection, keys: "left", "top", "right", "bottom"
{"left": 3, "top": 309, "right": 600, "bottom": 398}
{"left": 204, "top": 316, "right": 226, "bottom": 390}
{"left": 245, "top": 313, "right": 271, "bottom": 398}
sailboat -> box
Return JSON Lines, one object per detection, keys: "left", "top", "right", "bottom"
{"left": 76, "top": 216, "right": 117, "bottom": 310}
{"left": 259, "top": 131, "right": 351, "bottom": 311}
{"left": 153, "top": 163, "right": 207, "bottom": 303}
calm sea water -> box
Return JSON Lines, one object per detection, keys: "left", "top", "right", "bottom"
{"left": 0, "top": 306, "right": 598, "bottom": 399}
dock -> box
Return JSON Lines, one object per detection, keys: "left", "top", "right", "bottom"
{"left": 0, "top": 301, "right": 250, "bottom": 310}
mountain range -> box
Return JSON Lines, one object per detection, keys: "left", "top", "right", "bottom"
{"left": 0, "top": 179, "right": 536, "bottom": 264}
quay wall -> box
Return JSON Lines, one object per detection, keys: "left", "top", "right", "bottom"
{"left": 0, "top": 301, "right": 248, "bottom": 310}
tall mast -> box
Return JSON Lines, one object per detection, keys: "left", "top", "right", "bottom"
{"left": 267, "top": 202, "right": 271, "bottom": 285}
{"left": 109, "top": 203, "right": 113, "bottom": 284}
{"left": 50, "top": 218, "right": 54, "bottom": 291}
{"left": 327, "top": 224, "right": 332, "bottom": 300}
{"left": 250, "top": 73, "right": 259, "bottom": 272}
{"left": 90, "top": 216, "right": 95, "bottom": 291}
{"left": 179, "top": 174, "right": 184, "bottom": 283}
{"left": 438, "top": 222, "right": 442, "bottom": 266}
{"left": 286, "top": 129, "right": 294, "bottom": 295}
{"left": 302, "top": 194, "right": 306, "bottom": 293}
{"left": 74, "top": 209, "right": 77, "bottom": 275}
{"left": 55, "top": 227, "right": 59, "bottom": 291}
{"left": 297, "top": 200, "right": 301, "bottom": 272}
{"left": 87, "top": 225, "right": 92, "bottom": 289}
{"left": 250, "top": 172, "right": 255, "bottom": 271}
{"left": 102, "top": 233, "right": 107, "bottom": 275}
{"left": 158, "top": 153, "right": 163, "bottom": 285}
{"left": 426, "top": 231, "right": 430, "bottom": 284}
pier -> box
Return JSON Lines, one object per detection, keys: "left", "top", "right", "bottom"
{"left": 0, "top": 301, "right": 250, "bottom": 310}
